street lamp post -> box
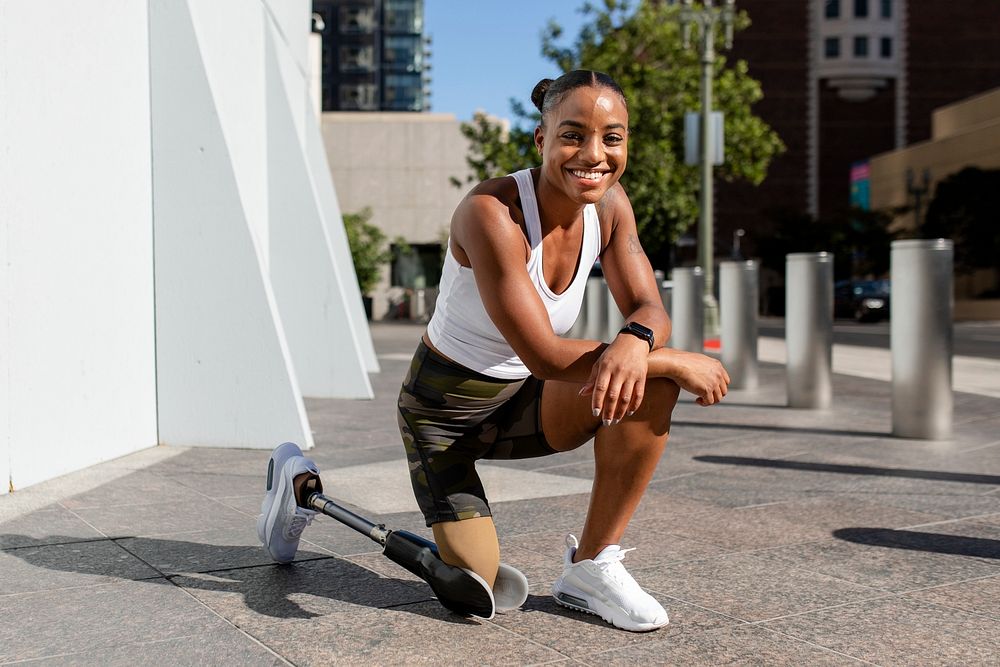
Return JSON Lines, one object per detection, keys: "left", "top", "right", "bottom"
{"left": 680, "top": 0, "right": 735, "bottom": 336}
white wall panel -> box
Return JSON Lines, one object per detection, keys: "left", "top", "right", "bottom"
{"left": 304, "top": 114, "right": 380, "bottom": 373}
{"left": 187, "top": 0, "right": 269, "bottom": 265}
{"left": 150, "top": 0, "right": 312, "bottom": 449}
{"left": 266, "top": 32, "right": 373, "bottom": 399}
{"left": 0, "top": 1, "right": 158, "bottom": 489}
{"left": 265, "top": 3, "right": 310, "bottom": 142}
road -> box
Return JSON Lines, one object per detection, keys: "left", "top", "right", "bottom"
{"left": 758, "top": 317, "right": 1000, "bottom": 360}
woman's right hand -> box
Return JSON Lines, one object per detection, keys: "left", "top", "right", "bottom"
{"left": 666, "top": 350, "right": 731, "bottom": 406}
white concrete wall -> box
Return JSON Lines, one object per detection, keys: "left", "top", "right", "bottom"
{"left": 0, "top": 1, "right": 158, "bottom": 490}
{"left": 265, "top": 27, "right": 374, "bottom": 398}
{"left": 305, "top": 115, "right": 381, "bottom": 373}
{"left": 188, "top": 0, "right": 269, "bottom": 266}
{"left": 0, "top": 0, "right": 376, "bottom": 492}
{"left": 150, "top": 0, "right": 312, "bottom": 449}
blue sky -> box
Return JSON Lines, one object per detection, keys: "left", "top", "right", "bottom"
{"left": 424, "top": 0, "right": 590, "bottom": 123}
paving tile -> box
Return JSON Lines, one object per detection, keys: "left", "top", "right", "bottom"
{"left": 160, "top": 469, "right": 265, "bottom": 499}
{"left": 0, "top": 507, "right": 105, "bottom": 549}
{"left": 59, "top": 470, "right": 206, "bottom": 510}
{"left": 0, "top": 578, "right": 240, "bottom": 663}
{"left": 632, "top": 496, "right": 944, "bottom": 552}
{"left": 173, "top": 557, "right": 430, "bottom": 623}
{"left": 115, "top": 526, "right": 332, "bottom": 575}
{"left": 582, "top": 623, "right": 864, "bottom": 666}
{"left": 72, "top": 498, "right": 252, "bottom": 538}
{"left": 489, "top": 593, "right": 738, "bottom": 660}
{"left": 22, "top": 631, "right": 283, "bottom": 666}
{"left": 903, "top": 573, "right": 1000, "bottom": 620}
{"left": 0, "top": 539, "right": 160, "bottom": 595}
{"left": 752, "top": 534, "right": 1000, "bottom": 593}
{"left": 491, "top": 494, "right": 592, "bottom": 539}
{"left": 763, "top": 595, "right": 1000, "bottom": 665}
{"left": 635, "top": 552, "right": 884, "bottom": 622}
{"left": 251, "top": 600, "right": 566, "bottom": 666}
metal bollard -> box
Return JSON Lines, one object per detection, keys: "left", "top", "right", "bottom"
{"left": 786, "top": 253, "right": 833, "bottom": 408}
{"left": 605, "top": 279, "right": 625, "bottom": 342}
{"left": 583, "top": 276, "right": 607, "bottom": 341}
{"left": 670, "top": 267, "right": 705, "bottom": 352}
{"left": 891, "top": 239, "right": 953, "bottom": 439}
{"left": 720, "top": 260, "right": 759, "bottom": 389}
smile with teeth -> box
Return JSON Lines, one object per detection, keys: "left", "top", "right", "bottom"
{"left": 569, "top": 169, "right": 607, "bottom": 181}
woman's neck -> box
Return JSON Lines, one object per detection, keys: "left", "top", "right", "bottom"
{"left": 533, "top": 168, "right": 586, "bottom": 233}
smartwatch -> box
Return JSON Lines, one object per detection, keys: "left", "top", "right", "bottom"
{"left": 618, "top": 322, "right": 655, "bottom": 352}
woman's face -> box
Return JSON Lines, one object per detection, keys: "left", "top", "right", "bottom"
{"left": 534, "top": 85, "right": 629, "bottom": 205}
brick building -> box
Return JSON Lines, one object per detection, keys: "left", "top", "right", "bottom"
{"left": 715, "top": 0, "right": 1000, "bottom": 260}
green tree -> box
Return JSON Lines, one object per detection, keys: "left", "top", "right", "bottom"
{"left": 455, "top": 0, "right": 784, "bottom": 258}
{"left": 922, "top": 167, "right": 1000, "bottom": 280}
{"left": 342, "top": 207, "right": 392, "bottom": 295}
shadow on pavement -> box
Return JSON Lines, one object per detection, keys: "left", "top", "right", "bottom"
{"left": 834, "top": 527, "right": 1000, "bottom": 559}
{"left": 1, "top": 535, "right": 476, "bottom": 625}
{"left": 694, "top": 455, "right": 1000, "bottom": 485}
{"left": 675, "top": 421, "right": 886, "bottom": 438}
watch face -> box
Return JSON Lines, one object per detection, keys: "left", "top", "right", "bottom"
{"left": 630, "top": 323, "right": 653, "bottom": 338}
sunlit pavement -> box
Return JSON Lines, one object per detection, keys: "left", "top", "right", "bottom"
{"left": 2, "top": 322, "right": 998, "bottom": 665}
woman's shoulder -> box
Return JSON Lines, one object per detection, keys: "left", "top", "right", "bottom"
{"left": 456, "top": 173, "right": 525, "bottom": 227}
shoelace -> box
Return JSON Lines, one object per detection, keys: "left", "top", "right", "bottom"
{"left": 284, "top": 511, "right": 315, "bottom": 539}
{"left": 594, "top": 547, "right": 638, "bottom": 588}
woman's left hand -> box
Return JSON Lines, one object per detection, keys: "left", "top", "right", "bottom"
{"left": 578, "top": 335, "right": 649, "bottom": 424}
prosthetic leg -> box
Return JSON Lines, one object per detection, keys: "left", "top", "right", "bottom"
{"left": 305, "top": 490, "right": 527, "bottom": 619}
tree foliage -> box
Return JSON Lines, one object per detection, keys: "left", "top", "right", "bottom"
{"left": 343, "top": 207, "right": 392, "bottom": 295}
{"left": 922, "top": 167, "right": 1000, "bottom": 277}
{"left": 455, "top": 0, "right": 784, "bottom": 258}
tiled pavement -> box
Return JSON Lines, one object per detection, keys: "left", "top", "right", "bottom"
{"left": 2, "top": 322, "right": 998, "bottom": 665}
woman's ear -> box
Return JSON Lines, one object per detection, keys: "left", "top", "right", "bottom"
{"left": 533, "top": 125, "right": 544, "bottom": 154}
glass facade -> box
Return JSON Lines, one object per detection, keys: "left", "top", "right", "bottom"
{"left": 315, "top": 0, "right": 427, "bottom": 112}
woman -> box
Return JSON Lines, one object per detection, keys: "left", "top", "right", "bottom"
{"left": 261, "top": 70, "right": 730, "bottom": 632}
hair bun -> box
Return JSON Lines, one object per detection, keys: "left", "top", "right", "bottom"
{"left": 531, "top": 79, "right": 554, "bottom": 113}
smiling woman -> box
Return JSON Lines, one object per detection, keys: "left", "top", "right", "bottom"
{"left": 282, "top": 70, "right": 731, "bottom": 633}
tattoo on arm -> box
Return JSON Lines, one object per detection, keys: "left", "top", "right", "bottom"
{"left": 626, "top": 233, "right": 643, "bottom": 255}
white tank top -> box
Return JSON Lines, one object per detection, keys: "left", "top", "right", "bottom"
{"left": 427, "top": 168, "right": 602, "bottom": 379}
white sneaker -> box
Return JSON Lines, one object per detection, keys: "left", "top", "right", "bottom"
{"left": 552, "top": 534, "right": 669, "bottom": 632}
{"left": 257, "top": 442, "right": 320, "bottom": 564}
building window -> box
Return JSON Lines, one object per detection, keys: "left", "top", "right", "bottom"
{"left": 824, "top": 37, "right": 841, "bottom": 58}
{"left": 854, "top": 35, "right": 869, "bottom": 57}
{"left": 383, "top": 34, "right": 422, "bottom": 71}
{"left": 384, "top": 0, "right": 423, "bottom": 33}
{"left": 854, "top": 0, "right": 868, "bottom": 18}
{"left": 339, "top": 6, "right": 375, "bottom": 34}
{"left": 880, "top": 36, "right": 892, "bottom": 58}
{"left": 384, "top": 73, "right": 423, "bottom": 110}
{"left": 880, "top": 0, "right": 891, "bottom": 18}
{"left": 339, "top": 45, "right": 375, "bottom": 72}
{"left": 339, "top": 83, "right": 377, "bottom": 110}
{"left": 825, "top": 0, "right": 840, "bottom": 19}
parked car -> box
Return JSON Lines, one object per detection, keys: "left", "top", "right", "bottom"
{"left": 834, "top": 279, "right": 891, "bottom": 322}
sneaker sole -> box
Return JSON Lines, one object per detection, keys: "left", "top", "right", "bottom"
{"left": 553, "top": 582, "right": 668, "bottom": 632}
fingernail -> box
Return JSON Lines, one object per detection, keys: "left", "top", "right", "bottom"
{"left": 627, "top": 410, "right": 635, "bottom": 417}
{"left": 613, "top": 419, "right": 621, "bottom": 425}
{"left": 602, "top": 418, "right": 611, "bottom": 427}
{"left": 592, "top": 408, "right": 600, "bottom": 417}
{"left": 579, "top": 387, "right": 587, "bottom": 396}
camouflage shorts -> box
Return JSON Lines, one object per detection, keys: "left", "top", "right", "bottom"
{"left": 397, "top": 341, "right": 557, "bottom": 526}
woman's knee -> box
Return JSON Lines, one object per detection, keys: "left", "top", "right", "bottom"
{"left": 631, "top": 377, "right": 679, "bottom": 433}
